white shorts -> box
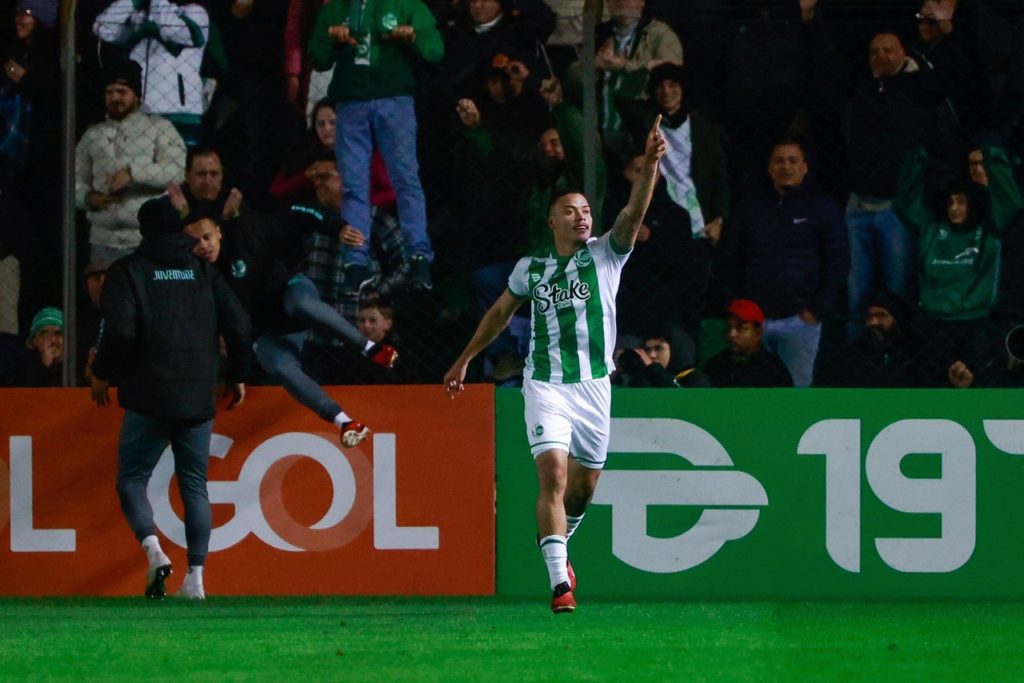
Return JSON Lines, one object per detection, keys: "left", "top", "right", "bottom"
{"left": 522, "top": 376, "right": 611, "bottom": 469}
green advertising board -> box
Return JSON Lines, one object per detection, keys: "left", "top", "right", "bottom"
{"left": 496, "top": 388, "right": 1024, "bottom": 599}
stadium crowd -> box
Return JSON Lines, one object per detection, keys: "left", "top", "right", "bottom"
{"left": 1, "top": 0, "right": 1024, "bottom": 390}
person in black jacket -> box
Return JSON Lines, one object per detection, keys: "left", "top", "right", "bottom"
{"left": 0, "top": 0, "right": 62, "bottom": 335}
{"left": 817, "top": 288, "right": 937, "bottom": 388}
{"left": 948, "top": 323, "right": 1024, "bottom": 389}
{"left": 716, "top": 138, "right": 848, "bottom": 387}
{"left": 614, "top": 326, "right": 710, "bottom": 388}
{"left": 432, "top": 0, "right": 555, "bottom": 109}
{"left": 703, "top": 299, "right": 793, "bottom": 388}
{"left": 178, "top": 147, "right": 283, "bottom": 327}
{"left": 89, "top": 196, "right": 251, "bottom": 601}
{"left": 845, "top": 30, "right": 951, "bottom": 341}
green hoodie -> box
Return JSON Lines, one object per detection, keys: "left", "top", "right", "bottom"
{"left": 309, "top": 0, "right": 442, "bottom": 103}
{"left": 895, "top": 146, "right": 1024, "bottom": 320}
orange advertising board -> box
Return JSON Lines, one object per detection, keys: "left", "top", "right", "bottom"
{"left": 0, "top": 386, "right": 495, "bottom": 596}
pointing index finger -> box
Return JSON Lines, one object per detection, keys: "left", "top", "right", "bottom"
{"left": 651, "top": 114, "right": 662, "bottom": 135}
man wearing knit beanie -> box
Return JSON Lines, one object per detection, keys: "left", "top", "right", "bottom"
{"left": 28, "top": 306, "right": 62, "bottom": 343}
{"left": 100, "top": 59, "right": 143, "bottom": 99}
{"left": 74, "top": 56, "right": 186, "bottom": 266}
{"left": 5, "top": 306, "right": 64, "bottom": 387}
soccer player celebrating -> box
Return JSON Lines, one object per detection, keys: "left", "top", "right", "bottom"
{"left": 443, "top": 116, "right": 667, "bottom": 613}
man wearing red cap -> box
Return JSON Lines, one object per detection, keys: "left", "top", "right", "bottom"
{"left": 702, "top": 299, "right": 793, "bottom": 388}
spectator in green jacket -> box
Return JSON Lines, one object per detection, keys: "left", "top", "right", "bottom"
{"left": 309, "top": 0, "right": 443, "bottom": 295}
{"left": 894, "top": 144, "right": 1024, "bottom": 385}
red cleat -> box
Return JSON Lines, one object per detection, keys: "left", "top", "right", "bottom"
{"left": 566, "top": 558, "right": 576, "bottom": 592}
{"left": 369, "top": 343, "right": 399, "bottom": 368}
{"left": 550, "top": 582, "right": 575, "bottom": 614}
{"left": 340, "top": 421, "right": 369, "bottom": 448}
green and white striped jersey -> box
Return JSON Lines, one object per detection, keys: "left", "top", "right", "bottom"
{"left": 508, "top": 233, "right": 631, "bottom": 383}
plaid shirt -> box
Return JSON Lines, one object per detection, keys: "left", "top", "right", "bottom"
{"left": 304, "top": 206, "right": 405, "bottom": 346}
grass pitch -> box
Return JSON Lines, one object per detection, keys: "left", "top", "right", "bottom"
{"left": 2, "top": 598, "right": 1023, "bottom": 682}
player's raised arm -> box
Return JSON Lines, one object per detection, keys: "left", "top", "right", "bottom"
{"left": 444, "top": 289, "right": 526, "bottom": 398}
{"left": 610, "top": 115, "right": 667, "bottom": 251}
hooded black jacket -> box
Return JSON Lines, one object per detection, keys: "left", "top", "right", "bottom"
{"left": 92, "top": 203, "right": 250, "bottom": 421}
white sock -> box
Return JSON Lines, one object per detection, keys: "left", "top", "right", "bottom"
{"left": 333, "top": 412, "right": 352, "bottom": 428}
{"left": 363, "top": 340, "right": 375, "bottom": 354}
{"left": 185, "top": 566, "right": 204, "bottom": 583}
{"left": 539, "top": 535, "right": 569, "bottom": 590}
{"left": 141, "top": 535, "right": 166, "bottom": 564}
{"left": 566, "top": 514, "right": 585, "bottom": 541}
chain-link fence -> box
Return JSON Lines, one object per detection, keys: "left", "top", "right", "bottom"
{"left": 1, "top": 0, "right": 1023, "bottom": 390}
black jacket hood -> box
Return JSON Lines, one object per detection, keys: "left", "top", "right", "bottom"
{"left": 138, "top": 196, "right": 184, "bottom": 237}
{"left": 137, "top": 232, "right": 198, "bottom": 268}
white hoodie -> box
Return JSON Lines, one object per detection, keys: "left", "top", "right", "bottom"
{"left": 94, "top": 0, "right": 209, "bottom": 118}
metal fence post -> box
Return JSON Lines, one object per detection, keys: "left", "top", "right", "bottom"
{"left": 61, "top": 0, "right": 77, "bottom": 387}
{"left": 581, "top": 0, "right": 602, "bottom": 204}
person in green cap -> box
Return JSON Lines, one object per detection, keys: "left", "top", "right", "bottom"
{"left": 4, "top": 306, "right": 63, "bottom": 387}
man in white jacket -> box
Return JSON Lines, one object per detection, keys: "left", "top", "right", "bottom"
{"left": 75, "top": 60, "right": 187, "bottom": 263}
{"left": 93, "top": 0, "right": 209, "bottom": 147}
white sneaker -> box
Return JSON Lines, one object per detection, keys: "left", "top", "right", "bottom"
{"left": 176, "top": 582, "right": 206, "bottom": 600}
{"left": 176, "top": 567, "right": 206, "bottom": 600}
{"left": 144, "top": 552, "right": 172, "bottom": 600}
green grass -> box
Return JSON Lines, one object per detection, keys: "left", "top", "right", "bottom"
{"left": 2, "top": 598, "right": 1024, "bottom": 682}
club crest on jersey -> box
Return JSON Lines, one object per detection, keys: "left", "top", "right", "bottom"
{"left": 231, "top": 260, "right": 247, "bottom": 279}
{"left": 533, "top": 279, "right": 592, "bottom": 313}
{"left": 574, "top": 249, "right": 593, "bottom": 268}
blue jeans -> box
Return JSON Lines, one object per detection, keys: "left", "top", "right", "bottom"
{"left": 846, "top": 197, "right": 915, "bottom": 340}
{"left": 116, "top": 411, "right": 213, "bottom": 567}
{"left": 763, "top": 315, "right": 822, "bottom": 388}
{"left": 336, "top": 96, "right": 432, "bottom": 266}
